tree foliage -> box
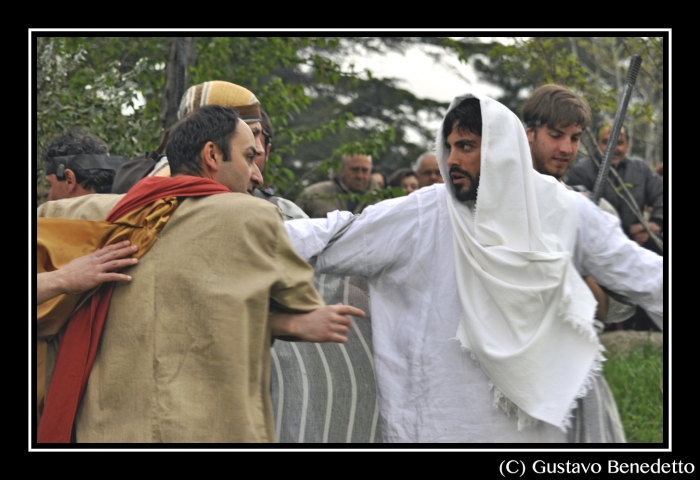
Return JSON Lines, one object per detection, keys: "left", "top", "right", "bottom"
{"left": 35, "top": 36, "right": 452, "bottom": 204}
{"left": 35, "top": 37, "right": 165, "bottom": 202}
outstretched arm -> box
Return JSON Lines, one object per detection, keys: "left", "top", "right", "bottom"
{"left": 270, "top": 303, "right": 366, "bottom": 343}
{"left": 37, "top": 240, "right": 138, "bottom": 305}
{"left": 284, "top": 210, "right": 357, "bottom": 262}
{"left": 574, "top": 194, "right": 663, "bottom": 329}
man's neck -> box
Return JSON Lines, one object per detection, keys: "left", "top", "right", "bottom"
{"left": 68, "top": 185, "right": 96, "bottom": 198}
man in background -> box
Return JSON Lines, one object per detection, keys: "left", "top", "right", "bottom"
{"left": 38, "top": 128, "right": 127, "bottom": 422}
{"left": 43, "top": 129, "right": 127, "bottom": 200}
{"left": 523, "top": 83, "right": 639, "bottom": 442}
{"left": 252, "top": 109, "right": 308, "bottom": 220}
{"left": 296, "top": 153, "right": 379, "bottom": 218}
{"left": 413, "top": 151, "right": 443, "bottom": 188}
{"left": 564, "top": 120, "right": 663, "bottom": 253}
{"left": 388, "top": 167, "right": 420, "bottom": 195}
{"left": 371, "top": 167, "right": 387, "bottom": 189}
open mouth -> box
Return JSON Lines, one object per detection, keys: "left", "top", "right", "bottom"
{"left": 450, "top": 170, "right": 469, "bottom": 186}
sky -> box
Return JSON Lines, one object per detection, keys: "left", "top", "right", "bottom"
{"left": 339, "top": 40, "right": 506, "bottom": 145}
{"left": 343, "top": 41, "right": 504, "bottom": 103}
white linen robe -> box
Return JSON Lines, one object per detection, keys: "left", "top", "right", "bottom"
{"left": 284, "top": 184, "right": 663, "bottom": 443}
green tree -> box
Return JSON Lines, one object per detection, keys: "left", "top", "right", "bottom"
{"left": 36, "top": 37, "right": 165, "bottom": 203}
{"left": 35, "top": 36, "right": 467, "bottom": 204}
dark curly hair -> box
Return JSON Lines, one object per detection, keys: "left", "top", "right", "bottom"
{"left": 42, "top": 129, "right": 114, "bottom": 191}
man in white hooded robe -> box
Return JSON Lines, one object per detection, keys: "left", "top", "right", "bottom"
{"left": 284, "top": 93, "right": 663, "bottom": 443}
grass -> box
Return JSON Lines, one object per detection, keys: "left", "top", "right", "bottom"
{"left": 603, "top": 338, "right": 663, "bottom": 443}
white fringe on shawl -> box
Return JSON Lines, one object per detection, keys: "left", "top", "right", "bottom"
{"left": 438, "top": 93, "right": 603, "bottom": 431}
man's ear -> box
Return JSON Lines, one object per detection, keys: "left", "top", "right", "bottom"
{"left": 64, "top": 169, "right": 78, "bottom": 194}
{"left": 201, "top": 141, "right": 220, "bottom": 177}
{"left": 525, "top": 127, "right": 536, "bottom": 143}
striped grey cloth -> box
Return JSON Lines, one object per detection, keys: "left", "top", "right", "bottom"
{"left": 567, "top": 373, "right": 626, "bottom": 443}
{"left": 270, "top": 274, "right": 382, "bottom": 443}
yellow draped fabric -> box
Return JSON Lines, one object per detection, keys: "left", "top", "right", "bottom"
{"left": 35, "top": 196, "right": 178, "bottom": 419}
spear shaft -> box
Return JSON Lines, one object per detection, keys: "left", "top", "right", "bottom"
{"left": 591, "top": 54, "right": 642, "bottom": 204}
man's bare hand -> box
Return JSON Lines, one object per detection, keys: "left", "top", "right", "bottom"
{"left": 647, "top": 221, "right": 661, "bottom": 234}
{"left": 37, "top": 241, "right": 139, "bottom": 304}
{"left": 270, "top": 303, "right": 366, "bottom": 343}
{"left": 629, "top": 222, "right": 659, "bottom": 246}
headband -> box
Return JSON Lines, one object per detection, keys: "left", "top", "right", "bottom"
{"left": 46, "top": 154, "right": 128, "bottom": 179}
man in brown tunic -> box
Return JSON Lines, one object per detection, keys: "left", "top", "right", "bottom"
{"left": 37, "top": 105, "right": 361, "bottom": 443}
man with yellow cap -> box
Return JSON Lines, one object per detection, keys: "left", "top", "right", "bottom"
{"left": 113, "top": 81, "right": 264, "bottom": 188}
{"left": 112, "top": 80, "right": 307, "bottom": 220}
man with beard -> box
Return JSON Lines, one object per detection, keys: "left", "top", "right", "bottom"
{"left": 281, "top": 93, "right": 663, "bottom": 442}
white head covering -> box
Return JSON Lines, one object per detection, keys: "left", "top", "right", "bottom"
{"left": 437, "top": 92, "right": 602, "bottom": 430}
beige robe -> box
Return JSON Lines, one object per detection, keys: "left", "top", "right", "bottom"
{"left": 37, "top": 192, "right": 324, "bottom": 443}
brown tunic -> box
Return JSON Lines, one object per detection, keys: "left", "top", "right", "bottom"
{"left": 37, "top": 192, "right": 324, "bottom": 442}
